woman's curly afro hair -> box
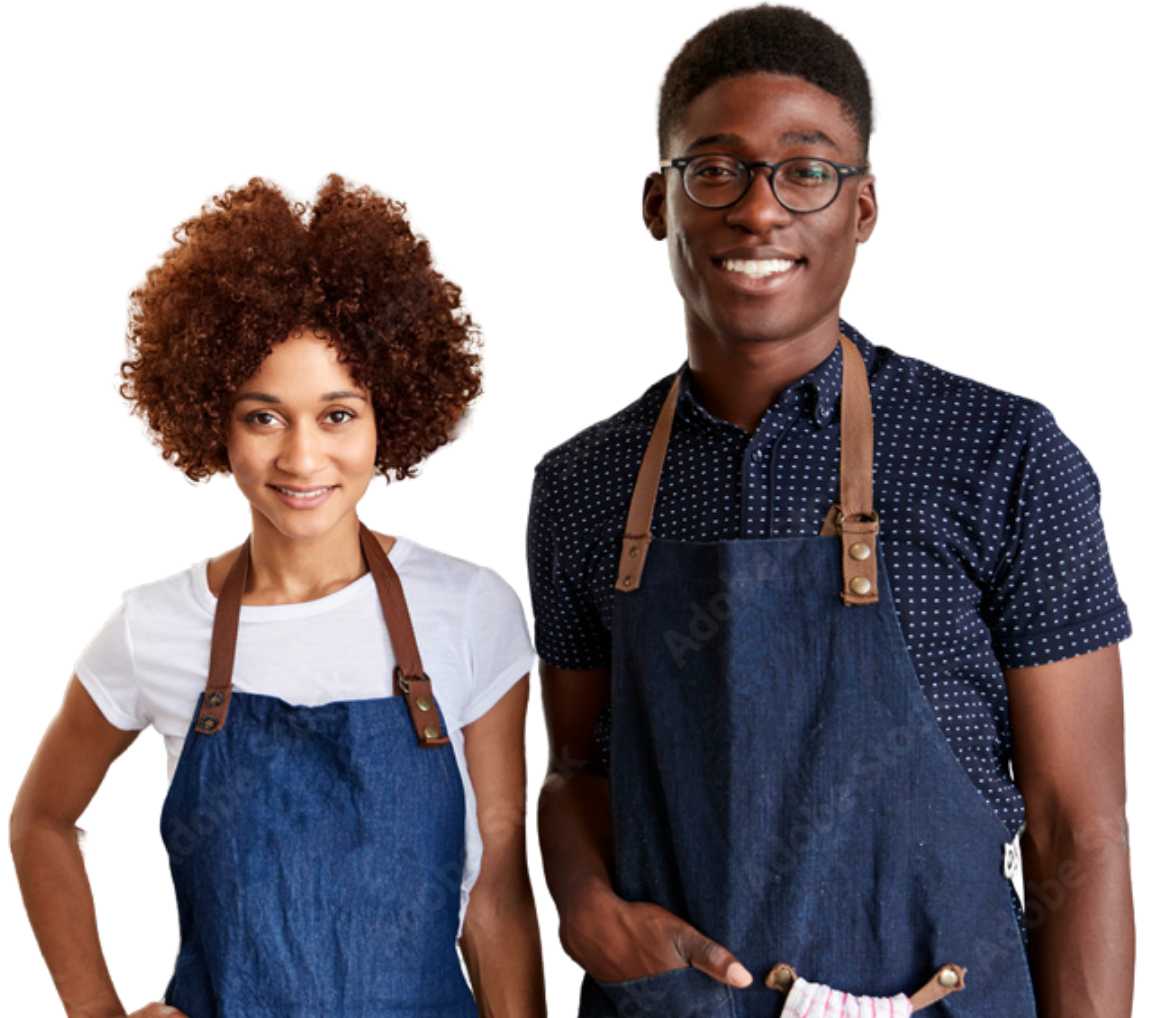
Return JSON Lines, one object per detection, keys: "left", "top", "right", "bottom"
{"left": 120, "top": 175, "right": 481, "bottom": 482}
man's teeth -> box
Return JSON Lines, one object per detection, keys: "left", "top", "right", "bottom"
{"left": 275, "top": 487, "right": 331, "bottom": 499}
{"left": 723, "top": 258, "right": 795, "bottom": 278}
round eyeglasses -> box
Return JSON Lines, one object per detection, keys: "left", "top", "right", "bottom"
{"left": 659, "top": 154, "right": 869, "bottom": 213}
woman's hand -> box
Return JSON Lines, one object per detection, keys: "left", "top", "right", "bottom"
{"left": 561, "top": 880, "right": 752, "bottom": 988}
{"left": 124, "top": 1006, "right": 189, "bottom": 1018}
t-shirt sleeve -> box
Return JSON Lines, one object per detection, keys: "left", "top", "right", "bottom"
{"left": 74, "top": 601, "right": 149, "bottom": 731}
{"left": 457, "top": 567, "right": 535, "bottom": 727}
{"left": 983, "top": 404, "right": 1131, "bottom": 667}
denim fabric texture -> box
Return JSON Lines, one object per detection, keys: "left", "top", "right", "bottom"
{"left": 579, "top": 537, "right": 1038, "bottom": 1018}
{"left": 161, "top": 691, "right": 477, "bottom": 1017}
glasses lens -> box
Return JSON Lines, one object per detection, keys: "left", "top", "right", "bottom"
{"left": 683, "top": 156, "right": 749, "bottom": 208}
{"left": 773, "top": 159, "right": 840, "bottom": 212}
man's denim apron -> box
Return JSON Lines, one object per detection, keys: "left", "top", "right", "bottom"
{"left": 581, "top": 338, "right": 1037, "bottom": 1017}
{"left": 159, "top": 524, "right": 477, "bottom": 1017}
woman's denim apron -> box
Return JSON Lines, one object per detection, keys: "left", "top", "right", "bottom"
{"left": 160, "top": 524, "right": 477, "bottom": 1018}
{"left": 581, "top": 338, "right": 1037, "bottom": 1017}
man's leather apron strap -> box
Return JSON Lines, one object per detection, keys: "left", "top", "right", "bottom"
{"left": 766, "top": 962, "right": 967, "bottom": 1011}
{"left": 616, "top": 335, "right": 880, "bottom": 605}
{"left": 194, "top": 522, "right": 450, "bottom": 747}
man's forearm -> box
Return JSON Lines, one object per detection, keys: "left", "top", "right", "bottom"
{"left": 537, "top": 768, "right": 615, "bottom": 924}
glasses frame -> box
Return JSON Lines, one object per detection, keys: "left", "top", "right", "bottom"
{"left": 659, "top": 154, "right": 870, "bottom": 213}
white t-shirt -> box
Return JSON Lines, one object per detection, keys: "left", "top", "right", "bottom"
{"left": 76, "top": 536, "right": 534, "bottom": 930}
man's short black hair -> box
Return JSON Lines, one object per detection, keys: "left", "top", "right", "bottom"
{"left": 658, "top": 5, "right": 872, "bottom": 157}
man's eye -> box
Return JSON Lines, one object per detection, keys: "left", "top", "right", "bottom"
{"left": 781, "top": 162, "right": 832, "bottom": 187}
{"left": 688, "top": 158, "right": 742, "bottom": 182}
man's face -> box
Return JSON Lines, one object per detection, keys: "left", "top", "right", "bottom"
{"left": 644, "top": 73, "right": 877, "bottom": 352}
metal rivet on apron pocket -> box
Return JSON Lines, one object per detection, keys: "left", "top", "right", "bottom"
{"left": 940, "top": 968, "right": 960, "bottom": 988}
{"left": 415, "top": 695, "right": 433, "bottom": 712}
{"left": 424, "top": 726, "right": 441, "bottom": 740}
{"left": 849, "top": 576, "right": 872, "bottom": 595}
{"left": 207, "top": 692, "right": 224, "bottom": 708}
{"left": 848, "top": 542, "right": 871, "bottom": 561}
{"left": 622, "top": 575, "right": 633, "bottom": 587}
{"left": 199, "top": 716, "right": 217, "bottom": 731}
{"left": 629, "top": 545, "right": 639, "bottom": 558}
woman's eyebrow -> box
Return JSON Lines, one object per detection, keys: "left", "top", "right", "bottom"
{"left": 232, "top": 390, "right": 368, "bottom": 404}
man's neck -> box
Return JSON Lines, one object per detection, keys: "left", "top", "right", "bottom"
{"left": 686, "top": 325, "right": 840, "bottom": 433}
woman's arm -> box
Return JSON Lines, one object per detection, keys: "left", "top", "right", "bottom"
{"left": 459, "top": 676, "right": 546, "bottom": 1018}
{"left": 1007, "top": 644, "right": 1134, "bottom": 1018}
{"left": 9, "top": 676, "right": 185, "bottom": 1018}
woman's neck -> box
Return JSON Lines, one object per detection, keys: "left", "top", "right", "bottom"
{"left": 242, "top": 511, "right": 375, "bottom": 605}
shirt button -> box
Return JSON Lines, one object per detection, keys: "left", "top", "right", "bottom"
{"left": 751, "top": 449, "right": 764, "bottom": 462}
{"left": 818, "top": 405, "right": 832, "bottom": 421}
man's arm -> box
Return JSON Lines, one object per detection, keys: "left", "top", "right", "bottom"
{"left": 537, "top": 661, "right": 752, "bottom": 987}
{"left": 1007, "top": 644, "right": 1134, "bottom": 1018}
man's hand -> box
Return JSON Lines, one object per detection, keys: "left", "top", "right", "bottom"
{"left": 561, "top": 881, "right": 752, "bottom": 987}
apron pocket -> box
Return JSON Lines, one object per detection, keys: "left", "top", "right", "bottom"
{"left": 596, "top": 966, "right": 735, "bottom": 1018}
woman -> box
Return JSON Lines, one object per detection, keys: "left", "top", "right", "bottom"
{"left": 10, "top": 176, "right": 546, "bottom": 1017}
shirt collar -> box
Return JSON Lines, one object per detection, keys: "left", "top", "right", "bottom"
{"left": 676, "top": 320, "right": 875, "bottom": 433}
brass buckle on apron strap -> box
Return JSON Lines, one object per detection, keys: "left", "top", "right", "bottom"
{"left": 617, "top": 335, "right": 881, "bottom": 606}
{"left": 766, "top": 961, "right": 967, "bottom": 1012}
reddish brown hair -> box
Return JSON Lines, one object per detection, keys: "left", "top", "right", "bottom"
{"left": 121, "top": 175, "right": 481, "bottom": 481}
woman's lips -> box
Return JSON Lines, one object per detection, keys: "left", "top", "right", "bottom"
{"left": 269, "top": 485, "right": 337, "bottom": 509}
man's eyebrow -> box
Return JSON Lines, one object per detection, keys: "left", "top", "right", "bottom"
{"left": 684, "top": 129, "right": 842, "bottom": 154}
{"left": 232, "top": 390, "right": 368, "bottom": 404}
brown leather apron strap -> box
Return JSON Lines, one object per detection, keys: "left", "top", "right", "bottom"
{"left": 194, "top": 538, "right": 250, "bottom": 734}
{"left": 825, "top": 333, "right": 880, "bottom": 606}
{"left": 617, "top": 336, "right": 879, "bottom": 604}
{"left": 765, "top": 961, "right": 966, "bottom": 1010}
{"left": 614, "top": 373, "right": 681, "bottom": 592}
{"left": 195, "top": 523, "right": 449, "bottom": 748}
{"left": 358, "top": 521, "right": 450, "bottom": 748}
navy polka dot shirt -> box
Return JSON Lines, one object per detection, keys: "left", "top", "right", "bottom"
{"left": 527, "top": 324, "right": 1130, "bottom": 832}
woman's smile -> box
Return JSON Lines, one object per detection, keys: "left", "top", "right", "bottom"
{"left": 228, "top": 330, "right": 377, "bottom": 544}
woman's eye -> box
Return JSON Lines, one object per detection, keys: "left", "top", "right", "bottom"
{"left": 245, "top": 411, "right": 280, "bottom": 427}
{"left": 326, "top": 409, "right": 355, "bottom": 424}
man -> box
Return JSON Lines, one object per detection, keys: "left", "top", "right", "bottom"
{"left": 528, "top": 6, "right": 1133, "bottom": 1017}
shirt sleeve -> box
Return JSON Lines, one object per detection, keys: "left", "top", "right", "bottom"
{"left": 983, "top": 404, "right": 1131, "bottom": 667}
{"left": 457, "top": 567, "right": 535, "bottom": 727}
{"left": 74, "top": 601, "right": 149, "bottom": 731}
{"left": 527, "top": 460, "right": 613, "bottom": 670}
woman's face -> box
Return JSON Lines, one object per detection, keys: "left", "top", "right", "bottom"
{"left": 227, "top": 330, "right": 377, "bottom": 545}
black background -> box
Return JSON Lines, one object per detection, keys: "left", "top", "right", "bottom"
{"left": 13, "top": 3, "right": 1135, "bottom": 1015}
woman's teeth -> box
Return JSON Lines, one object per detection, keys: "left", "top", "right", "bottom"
{"left": 273, "top": 486, "right": 332, "bottom": 499}
{"left": 722, "top": 258, "right": 795, "bottom": 277}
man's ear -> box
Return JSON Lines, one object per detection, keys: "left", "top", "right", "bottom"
{"left": 643, "top": 172, "right": 668, "bottom": 241}
{"left": 855, "top": 176, "right": 878, "bottom": 244}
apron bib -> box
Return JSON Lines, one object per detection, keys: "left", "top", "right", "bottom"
{"left": 160, "top": 523, "right": 477, "bottom": 1018}
{"left": 581, "top": 339, "right": 1037, "bottom": 1018}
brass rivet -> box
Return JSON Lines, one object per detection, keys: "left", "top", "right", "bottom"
{"left": 207, "top": 692, "right": 224, "bottom": 707}
{"left": 775, "top": 967, "right": 794, "bottom": 987}
{"left": 415, "top": 695, "right": 433, "bottom": 712}
{"left": 629, "top": 546, "right": 639, "bottom": 558}
{"left": 622, "top": 576, "right": 633, "bottom": 587}
{"left": 849, "top": 576, "right": 872, "bottom": 595}
{"left": 199, "top": 716, "right": 217, "bottom": 731}
{"left": 939, "top": 968, "right": 959, "bottom": 989}
{"left": 424, "top": 726, "right": 441, "bottom": 740}
{"left": 848, "top": 542, "right": 871, "bottom": 561}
